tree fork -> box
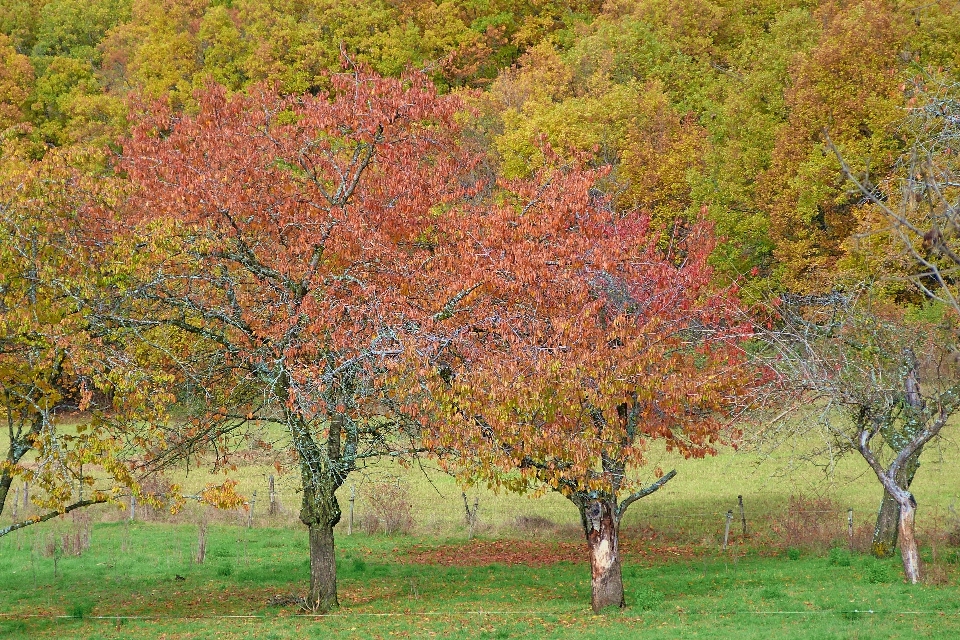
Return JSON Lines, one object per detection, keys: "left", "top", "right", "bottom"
{"left": 872, "top": 448, "right": 921, "bottom": 558}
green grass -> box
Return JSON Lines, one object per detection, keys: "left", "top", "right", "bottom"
{"left": 1, "top": 522, "right": 959, "bottom": 638}
{"left": 4, "top": 420, "right": 960, "bottom": 636}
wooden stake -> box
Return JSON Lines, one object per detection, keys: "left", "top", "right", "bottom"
{"left": 738, "top": 495, "right": 747, "bottom": 537}
{"left": 268, "top": 475, "right": 277, "bottom": 516}
{"left": 847, "top": 508, "right": 854, "bottom": 547}
{"left": 348, "top": 485, "right": 355, "bottom": 535}
{"left": 723, "top": 510, "right": 733, "bottom": 551}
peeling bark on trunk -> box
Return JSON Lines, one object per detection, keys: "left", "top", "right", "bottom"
{"left": 581, "top": 498, "right": 625, "bottom": 612}
{"left": 873, "top": 448, "right": 921, "bottom": 558}
{"left": 897, "top": 496, "right": 920, "bottom": 584}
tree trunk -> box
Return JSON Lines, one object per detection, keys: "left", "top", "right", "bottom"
{"left": 308, "top": 521, "right": 338, "bottom": 610}
{"left": 0, "top": 471, "right": 12, "bottom": 518}
{"left": 873, "top": 448, "right": 921, "bottom": 558}
{"left": 581, "top": 498, "right": 625, "bottom": 612}
{"left": 0, "top": 433, "right": 32, "bottom": 519}
{"left": 298, "top": 457, "right": 342, "bottom": 612}
{"left": 897, "top": 495, "right": 920, "bottom": 584}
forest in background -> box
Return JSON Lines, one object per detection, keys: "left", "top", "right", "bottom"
{"left": 2, "top": 0, "right": 959, "bottom": 294}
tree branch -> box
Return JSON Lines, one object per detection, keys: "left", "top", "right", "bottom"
{"left": 0, "top": 497, "right": 108, "bottom": 538}
{"left": 616, "top": 469, "right": 677, "bottom": 518}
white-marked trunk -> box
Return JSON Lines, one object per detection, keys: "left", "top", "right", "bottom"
{"left": 582, "top": 498, "right": 625, "bottom": 612}
{"left": 898, "top": 497, "right": 920, "bottom": 584}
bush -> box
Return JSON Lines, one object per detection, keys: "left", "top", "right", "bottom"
{"left": 771, "top": 495, "right": 850, "bottom": 552}
{"left": 67, "top": 601, "right": 94, "bottom": 620}
{"left": 863, "top": 559, "right": 891, "bottom": 584}
{"left": 360, "top": 481, "right": 414, "bottom": 536}
{"left": 829, "top": 547, "right": 853, "bottom": 567}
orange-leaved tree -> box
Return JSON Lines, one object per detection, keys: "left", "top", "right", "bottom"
{"left": 422, "top": 166, "right": 759, "bottom": 612}
{"left": 115, "top": 70, "right": 474, "bottom": 611}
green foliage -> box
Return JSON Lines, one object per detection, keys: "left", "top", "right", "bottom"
{"left": 66, "top": 600, "right": 95, "bottom": 619}
{"left": 828, "top": 547, "right": 852, "bottom": 567}
{"left": 31, "top": 0, "right": 132, "bottom": 60}
{"left": 863, "top": 557, "right": 893, "bottom": 584}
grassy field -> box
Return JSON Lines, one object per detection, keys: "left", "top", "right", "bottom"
{"left": 3, "top": 422, "right": 960, "bottom": 638}
{"left": 1, "top": 520, "right": 959, "bottom": 639}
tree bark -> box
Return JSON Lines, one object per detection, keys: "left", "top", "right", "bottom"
{"left": 897, "top": 494, "right": 921, "bottom": 584}
{"left": 873, "top": 447, "right": 921, "bottom": 558}
{"left": 0, "top": 471, "right": 12, "bottom": 518}
{"left": 580, "top": 498, "right": 625, "bottom": 612}
{"left": 308, "top": 521, "right": 338, "bottom": 610}
{"left": 0, "top": 427, "right": 34, "bottom": 519}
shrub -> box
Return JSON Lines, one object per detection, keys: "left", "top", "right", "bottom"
{"left": 771, "top": 495, "right": 849, "bottom": 552}
{"left": 829, "top": 547, "right": 853, "bottom": 567}
{"left": 864, "top": 559, "right": 891, "bottom": 584}
{"left": 360, "top": 481, "right": 414, "bottom": 536}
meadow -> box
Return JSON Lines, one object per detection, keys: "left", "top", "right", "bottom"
{"left": 3, "top": 422, "right": 960, "bottom": 638}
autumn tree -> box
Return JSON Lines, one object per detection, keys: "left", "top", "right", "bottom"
{"left": 833, "top": 73, "right": 960, "bottom": 316}
{"left": 761, "top": 292, "right": 960, "bottom": 583}
{"left": 115, "top": 70, "right": 473, "bottom": 611}
{"left": 422, "top": 166, "right": 758, "bottom": 612}
{"left": 0, "top": 149, "right": 173, "bottom": 536}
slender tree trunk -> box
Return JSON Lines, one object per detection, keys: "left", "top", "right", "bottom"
{"left": 873, "top": 448, "right": 921, "bottom": 558}
{"left": 0, "top": 433, "right": 32, "bottom": 519}
{"left": 897, "top": 495, "right": 920, "bottom": 584}
{"left": 580, "top": 498, "right": 625, "bottom": 612}
{"left": 0, "top": 471, "right": 12, "bottom": 517}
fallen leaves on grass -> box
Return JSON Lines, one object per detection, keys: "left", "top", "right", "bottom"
{"left": 402, "top": 538, "right": 696, "bottom": 567}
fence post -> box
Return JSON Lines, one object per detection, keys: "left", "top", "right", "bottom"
{"left": 348, "top": 485, "right": 355, "bottom": 535}
{"left": 268, "top": 475, "right": 277, "bottom": 516}
{"left": 723, "top": 510, "right": 733, "bottom": 551}
{"left": 247, "top": 491, "right": 256, "bottom": 528}
{"left": 738, "top": 495, "right": 747, "bottom": 537}
{"left": 11, "top": 486, "right": 18, "bottom": 521}
{"left": 23, "top": 481, "right": 29, "bottom": 512}
{"left": 129, "top": 492, "right": 136, "bottom": 522}
{"left": 847, "top": 508, "right": 854, "bottom": 547}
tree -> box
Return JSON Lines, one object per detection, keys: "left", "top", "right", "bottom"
{"left": 0, "top": 149, "right": 174, "bottom": 536}
{"left": 114, "top": 70, "right": 472, "bottom": 611}
{"left": 831, "top": 73, "right": 960, "bottom": 316}
{"left": 422, "top": 165, "right": 758, "bottom": 612}
{"left": 761, "top": 292, "right": 960, "bottom": 583}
